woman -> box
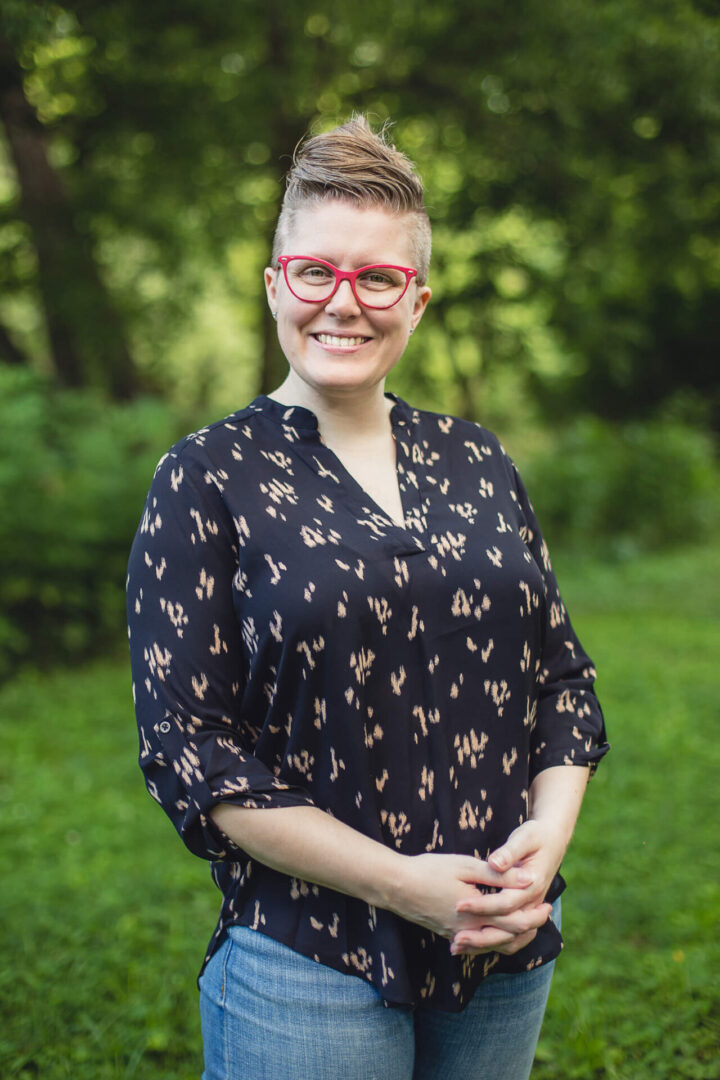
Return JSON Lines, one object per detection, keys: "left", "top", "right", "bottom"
{"left": 127, "top": 116, "right": 608, "bottom": 1080}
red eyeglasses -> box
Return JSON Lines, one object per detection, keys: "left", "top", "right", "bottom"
{"left": 277, "top": 256, "right": 418, "bottom": 310}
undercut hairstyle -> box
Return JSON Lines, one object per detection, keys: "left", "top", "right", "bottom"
{"left": 271, "top": 116, "right": 432, "bottom": 284}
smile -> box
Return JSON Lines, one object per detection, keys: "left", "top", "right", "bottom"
{"left": 314, "top": 334, "right": 370, "bottom": 347}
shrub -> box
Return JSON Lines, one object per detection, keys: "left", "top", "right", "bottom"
{"left": 0, "top": 366, "right": 187, "bottom": 682}
{"left": 2, "top": 368, "right": 718, "bottom": 681}
{"left": 521, "top": 415, "right": 720, "bottom": 557}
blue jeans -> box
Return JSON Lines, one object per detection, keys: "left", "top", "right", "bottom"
{"left": 199, "top": 901, "right": 560, "bottom": 1080}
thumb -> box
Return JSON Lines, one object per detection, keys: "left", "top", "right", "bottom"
{"left": 487, "top": 845, "right": 513, "bottom": 871}
{"left": 488, "top": 824, "right": 536, "bottom": 871}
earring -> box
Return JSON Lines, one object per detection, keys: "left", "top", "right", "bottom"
{"left": 409, "top": 326, "right": 414, "bottom": 335}
{"left": 271, "top": 311, "right": 278, "bottom": 321}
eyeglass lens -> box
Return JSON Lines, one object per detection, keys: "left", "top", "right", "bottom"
{"left": 285, "top": 259, "right": 409, "bottom": 308}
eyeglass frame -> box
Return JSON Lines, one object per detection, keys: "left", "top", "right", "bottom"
{"left": 276, "top": 255, "right": 419, "bottom": 310}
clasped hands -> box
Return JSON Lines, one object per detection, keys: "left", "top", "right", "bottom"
{"left": 394, "top": 819, "right": 564, "bottom": 959}
{"left": 453, "top": 819, "right": 565, "bottom": 957}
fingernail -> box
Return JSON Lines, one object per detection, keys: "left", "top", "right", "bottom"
{"left": 491, "top": 853, "right": 508, "bottom": 869}
{"left": 517, "top": 870, "right": 535, "bottom": 885}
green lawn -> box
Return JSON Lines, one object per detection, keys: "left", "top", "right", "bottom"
{"left": 1, "top": 544, "right": 718, "bottom": 1078}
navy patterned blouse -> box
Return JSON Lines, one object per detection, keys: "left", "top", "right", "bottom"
{"left": 127, "top": 393, "right": 608, "bottom": 1012}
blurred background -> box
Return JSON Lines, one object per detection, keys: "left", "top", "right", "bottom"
{"left": 1, "top": 2, "right": 718, "bottom": 1077}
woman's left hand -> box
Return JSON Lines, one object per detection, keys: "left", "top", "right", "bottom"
{"left": 448, "top": 819, "right": 565, "bottom": 956}
{"left": 450, "top": 766, "right": 590, "bottom": 956}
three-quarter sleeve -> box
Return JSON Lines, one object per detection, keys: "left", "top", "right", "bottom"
{"left": 124, "top": 396, "right": 610, "bottom": 1010}
{"left": 507, "top": 459, "right": 609, "bottom": 781}
{"left": 126, "top": 446, "right": 316, "bottom": 862}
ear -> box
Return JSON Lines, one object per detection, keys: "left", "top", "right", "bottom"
{"left": 410, "top": 284, "right": 432, "bottom": 331}
{"left": 264, "top": 266, "right": 278, "bottom": 314}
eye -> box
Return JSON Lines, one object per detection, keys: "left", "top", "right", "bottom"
{"left": 358, "top": 268, "right": 400, "bottom": 289}
{"left": 296, "top": 262, "right": 334, "bottom": 282}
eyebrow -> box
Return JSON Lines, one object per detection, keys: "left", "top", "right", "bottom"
{"left": 289, "top": 254, "right": 403, "bottom": 268}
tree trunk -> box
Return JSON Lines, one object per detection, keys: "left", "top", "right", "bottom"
{"left": 0, "top": 36, "right": 140, "bottom": 398}
{"left": 0, "top": 318, "right": 28, "bottom": 366}
{"left": 257, "top": 10, "right": 314, "bottom": 396}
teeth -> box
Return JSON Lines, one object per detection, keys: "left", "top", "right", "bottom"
{"left": 316, "top": 334, "right": 368, "bottom": 347}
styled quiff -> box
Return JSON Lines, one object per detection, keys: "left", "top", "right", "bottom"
{"left": 271, "top": 116, "right": 432, "bottom": 284}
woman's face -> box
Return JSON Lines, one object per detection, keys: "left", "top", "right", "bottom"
{"left": 264, "top": 201, "right": 431, "bottom": 401}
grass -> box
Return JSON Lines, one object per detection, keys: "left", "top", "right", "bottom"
{"left": 1, "top": 543, "right": 718, "bottom": 1078}
{"left": 534, "top": 544, "right": 720, "bottom": 1078}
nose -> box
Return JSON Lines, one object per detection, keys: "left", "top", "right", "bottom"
{"left": 323, "top": 278, "right": 362, "bottom": 318}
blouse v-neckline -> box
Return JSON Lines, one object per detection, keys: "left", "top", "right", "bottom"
{"left": 250, "top": 394, "right": 426, "bottom": 547}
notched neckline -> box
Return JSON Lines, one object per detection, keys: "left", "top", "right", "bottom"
{"left": 249, "top": 393, "right": 423, "bottom": 547}
{"left": 249, "top": 393, "right": 410, "bottom": 433}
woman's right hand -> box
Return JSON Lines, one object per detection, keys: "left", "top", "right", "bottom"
{"left": 387, "top": 852, "right": 551, "bottom": 954}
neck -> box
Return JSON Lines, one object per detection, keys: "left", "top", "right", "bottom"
{"left": 268, "top": 374, "right": 394, "bottom": 443}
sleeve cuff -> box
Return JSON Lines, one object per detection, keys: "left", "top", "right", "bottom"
{"left": 529, "top": 692, "right": 609, "bottom": 783}
{"left": 149, "top": 713, "right": 316, "bottom": 860}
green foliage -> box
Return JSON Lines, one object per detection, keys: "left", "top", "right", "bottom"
{"left": 0, "top": 365, "right": 186, "bottom": 681}
{"left": 3, "top": 359, "right": 718, "bottom": 680}
{"left": 519, "top": 415, "right": 720, "bottom": 557}
{"left": 1, "top": 543, "right": 718, "bottom": 1077}
{"left": 390, "top": 0, "right": 720, "bottom": 423}
{"left": 1, "top": 0, "right": 719, "bottom": 421}
{"left": 0, "top": 0, "right": 55, "bottom": 51}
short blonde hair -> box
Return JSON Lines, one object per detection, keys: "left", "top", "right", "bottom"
{"left": 271, "top": 116, "right": 432, "bottom": 284}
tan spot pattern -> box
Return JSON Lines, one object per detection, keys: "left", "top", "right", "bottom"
{"left": 127, "top": 393, "right": 608, "bottom": 1013}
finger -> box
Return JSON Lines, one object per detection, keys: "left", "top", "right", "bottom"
{"left": 487, "top": 825, "right": 539, "bottom": 872}
{"left": 450, "top": 925, "right": 519, "bottom": 954}
{"left": 458, "top": 859, "right": 536, "bottom": 890}
{"left": 466, "top": 903, "right": 552, "bottom": 936}
{"left": 451, "top": 927, "right": 538, "bottom": 958}
{"left": 455, "top": 902, "right": 552, "bottom": 940}
{"left": 456, "top": 888, "right": 547, "bottom": 918}
{"left": 494, "top": 929, "right": 538, "bottom": 955}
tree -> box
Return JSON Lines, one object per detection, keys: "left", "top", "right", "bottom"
{"left": 0, "top": 0, "right": 718, "bottom": 426}
{"left": 0, "top": 15, "right": 140, "bottom": 397}
{"left": 366, "top": 0, "right": 720, "bottom": 423}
